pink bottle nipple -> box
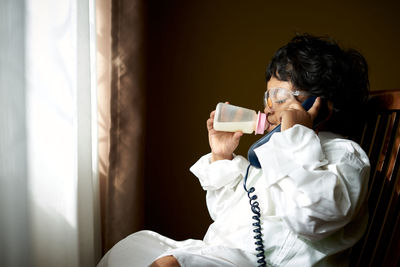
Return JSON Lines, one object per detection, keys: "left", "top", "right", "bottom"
{"left": 255, "top": 112, "right": 268, "bottom": 135}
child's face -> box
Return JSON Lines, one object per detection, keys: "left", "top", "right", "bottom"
{"left": 264, "top": 77, "right": 309, "bottom": 132}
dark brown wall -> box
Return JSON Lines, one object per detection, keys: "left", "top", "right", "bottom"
{"left": 143, "top": 0, "right": 400, "bottom": 240}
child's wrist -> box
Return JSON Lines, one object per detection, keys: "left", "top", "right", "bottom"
{"left": 211, "top": 152, "right": 233, "bottom": 162}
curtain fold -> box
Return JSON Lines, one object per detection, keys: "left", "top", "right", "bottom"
{"left": 98, "top": 0, "right": 147, "bottom": 254}
{"left": 0, "top": 1, "right": 30, "bottom": 266}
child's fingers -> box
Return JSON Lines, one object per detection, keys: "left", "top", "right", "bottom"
{"left": 308, "top": 97, "right": 321, "bottom": 120}
{"left": 207, "top": 110, "right": 216, "bottom": 131}
{"left": 210, "top": 110, "right": 215, "bottom": 119}
{"left": 207, "top": 117, "right": 213, "bottom": 131}
{"left": 233, "top": 131, "right": 243, "bottom": 141}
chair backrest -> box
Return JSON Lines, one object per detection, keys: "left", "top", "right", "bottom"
{"left": 349, "top": 89, "right": 400, "bottom": 266}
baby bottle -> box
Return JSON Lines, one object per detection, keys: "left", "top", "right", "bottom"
{"left": 213, "top": 102, "right": 267, "bottom": 135}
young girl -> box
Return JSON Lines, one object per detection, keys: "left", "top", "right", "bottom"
{"left": 99, "top": 34, "right": 370, "bottom": 267}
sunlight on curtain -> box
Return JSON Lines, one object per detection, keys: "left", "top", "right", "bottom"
{"left": 96, "top": 0, "right": 112, "bottom": 254}
{"left": 25, "top": 0, "right": 100, "bottom": 266}
{"left": 1, "top": 0, "right": 101, "bottom": 265}
{"left": 97, "top": 0, "right": 147, "bottom": 253}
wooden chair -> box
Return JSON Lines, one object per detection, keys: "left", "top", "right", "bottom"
{"left": 349, "top": 89, "right": 400, "bottom": 266}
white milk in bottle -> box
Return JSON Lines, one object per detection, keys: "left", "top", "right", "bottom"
{"left": 213, "top": 102, "right": 267, "bottom": 135}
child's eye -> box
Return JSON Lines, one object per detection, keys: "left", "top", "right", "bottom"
{"left": 275, "top": 99, "right": 287, "bottom": 104}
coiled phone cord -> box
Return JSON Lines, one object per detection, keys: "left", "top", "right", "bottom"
{"left": 243, "top": 164, "right": 267, "bottom": 267}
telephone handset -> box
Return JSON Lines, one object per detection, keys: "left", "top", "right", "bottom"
{"left": 243, "top": 96, "right": 317, "bottom": 267}
{"left": 247, "top": 96, "right": 317, "bottom": 169}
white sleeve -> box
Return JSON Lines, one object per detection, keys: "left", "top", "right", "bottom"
{"left": 255, "top": 125, "right": 370, "bottom": 241}
{"left": 190, "top": 153, "right": 250, "bottom": 220}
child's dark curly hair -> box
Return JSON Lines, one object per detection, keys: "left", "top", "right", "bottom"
{"left": 266, "top": 34, "right": 370, "bottom": 140}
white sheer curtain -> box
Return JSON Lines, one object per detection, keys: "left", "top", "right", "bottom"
{"left": 0, "top": 0, "right": 100, "bottom": 266}
{"left": 0, "top": 1, "right": 30, "bottom": 266}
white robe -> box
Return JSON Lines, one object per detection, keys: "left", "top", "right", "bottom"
{"left": 98, "top": 125, "right": 370, "bottom": 267}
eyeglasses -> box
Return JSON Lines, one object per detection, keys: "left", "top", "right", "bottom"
{"left": 264, "top": 87, "right": 309, "bottom": 108}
